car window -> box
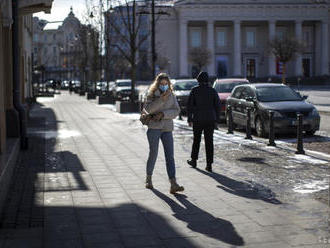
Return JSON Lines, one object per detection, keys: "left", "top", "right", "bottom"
{"left": 240, "top": 87, "right": 255, "bottom": 99}
{"left": 232, "top": 87, "right": 243, "bottom": 99}
{"left": 256, "top": 86, "right": 302, "bottom": 102}
{"left": 117, "top": 81, "right": 131, "bottom": 87}
{"left": 215, "top": 81, "right": 248, "bottom": 93}
{"left": 173, "top": 80, "right": 198, "bottom": 90}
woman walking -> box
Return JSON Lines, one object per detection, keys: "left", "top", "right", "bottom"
{"left": 143, "top": 73, "right": 184, "bottom": 194}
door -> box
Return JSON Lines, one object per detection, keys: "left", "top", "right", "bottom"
{"left": 303, "top": 58, "right": 311, "bottom": 78}
{"left": 216, "top": 55, "right": 228, "bottom": 78}
{"left": 230, "top": 86, "right": 244, "bottom": 124}
{"left": 239, "top": 87, "right": 256, "bottom": 127}
{"left": 246, "top": 58, "right": 256, "bottom": 79}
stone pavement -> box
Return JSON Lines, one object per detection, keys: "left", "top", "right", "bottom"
{"left": 0, "top": 92, "right": 329, "bottom": 248}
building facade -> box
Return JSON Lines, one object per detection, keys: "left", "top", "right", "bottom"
{"left": 152, "top": 0, "right": 330, "bottom": 79}
{"left": 0, "top": 0, "right": 53, "bottom": 215}
{"left": 33, "top": 8, "right": 88, "bottom": 82}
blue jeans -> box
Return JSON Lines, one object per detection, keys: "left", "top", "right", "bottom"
{"left": 146, "top": 129, "right": 176, "bottom": 179}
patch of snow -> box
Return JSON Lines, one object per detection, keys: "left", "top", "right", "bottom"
{"left": 28, "top": 129, "right": 81, "bottom": 139}
{"left": 288, "top": 154, "right": 329, "bottom": 165}
{"left": 37, "top": 96, "right": 56, "bottom": 103}
{"left": 293, "top": 179, "right": 329, "bottom": 194}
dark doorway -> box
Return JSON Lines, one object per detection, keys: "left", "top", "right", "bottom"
{"left": 246, "top": 58, "right": 256, "bottom": 78}
{"left": 303, "top": 58, "right": 311, "bottom": 77}
{"left": 216, "top": 56, "right": 228, "bottom": 78}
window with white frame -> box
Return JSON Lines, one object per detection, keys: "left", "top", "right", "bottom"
{"left": 190, "top": 28, "right": 202, "bottom": 47}
{"left": 303, "top": 27, "right": 313, "bottom": 47}
{"left": 216, "top": 28, "right": 227, "bottom": 47}
{"left": 246, "top": 28, "right": 256, "bottom": 48}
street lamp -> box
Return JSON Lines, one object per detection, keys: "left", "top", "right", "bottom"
{"left": 139, "top": 0, "right": 170, "bottom": 79}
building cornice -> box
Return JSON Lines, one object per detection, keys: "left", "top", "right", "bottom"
{"left": 1, "top": 0, "right": 54, "bottom": 27}
{"left": 19, "top": 0, "right": 54, "bottom": 15}
{"left": 177, "top": 4, "right": 329, "bottom": 21}
{"left": 175, "top": 0, "right": 329, "bottom": 6}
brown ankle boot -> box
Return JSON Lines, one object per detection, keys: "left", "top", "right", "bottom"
{"left": 169, "top": 178, "right": 184, "bottom": 194}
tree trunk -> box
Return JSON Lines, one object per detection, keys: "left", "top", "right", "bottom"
{"left": 131, "top": 61, "right": 136, "bottom": 103}
{"left": 282, "top": 63, "right": 286, "bottom": 84}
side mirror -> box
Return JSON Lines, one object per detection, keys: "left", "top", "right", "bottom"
{"left": 302, "top": 95, "right": 308, "bottom": 100}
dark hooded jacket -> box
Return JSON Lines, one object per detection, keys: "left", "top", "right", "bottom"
{"left": 187, "top": 72, "right": 221, "bottom": 123}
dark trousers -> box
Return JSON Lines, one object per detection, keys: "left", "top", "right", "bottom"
{"left": 191, "top": 122, "right": 214, "bottom": 165}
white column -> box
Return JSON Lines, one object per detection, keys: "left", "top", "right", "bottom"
{"left": 321, "top": 20, "right": 329, "bottom": 75}
{"left": 268, "top": 20, "right": 276, "bottom": 76}
{"left": 295, "top": 20, "right": 303, "bottom": 76}
{"left": 179, "top": 19, "right": 188, "bottom": 77}
{"left": 233, "top": 20, "right": 241, "bottom": 76}
{"left": 207, "top": 20, "right": 215, "bottom": 76}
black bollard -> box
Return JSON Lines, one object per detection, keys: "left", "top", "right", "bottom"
{"left": 268, "top": 111, "right": 276, "bottom": 146}
{"left": 227, "top": 105, "right": 234, "bottom": 134}
{"left": 179, "top": 111, "right": 183, "bottom": 120}
{"left": 296, "top": 113, "right": 305, "bottom": 154}
{"left": 245, "top": 107, "right": 253, "bottom": 140}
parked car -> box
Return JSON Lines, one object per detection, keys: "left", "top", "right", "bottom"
{"left": 137, "top": 85, "right": 151, "bottom": 111}
{"left": 172, "top": 79, "right": 198, "bottom": 116}
{"left": 61, "top": 80, "right": 69, "bottom": 89}
{"left": 213, "top": 78, "right": 249, "bottom": 121}
{"left": 112, "top": 79, "right": 138, "bottom": 100}
{"left": 96, "top": 81, "right": 108, "bottom": 95}
{"left": 226, "top": 83, "right": 320, "bottom": 137}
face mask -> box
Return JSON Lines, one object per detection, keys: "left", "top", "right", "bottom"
{"left": 159, "top": 85, "right": 169, "bottom": 92}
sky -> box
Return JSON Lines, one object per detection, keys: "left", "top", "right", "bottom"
{"left": 33, "top": 0, "right": 98, "bottom": 25}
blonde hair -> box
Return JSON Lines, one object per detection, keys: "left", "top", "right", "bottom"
{"left": 148, "top": 72, "right": 173, "bottom": 96}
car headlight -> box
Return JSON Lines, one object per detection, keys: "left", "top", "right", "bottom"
{"left": 272, "top": 111, "right": 283, "bottom": 118}
{"left": 310, "top": 108, "right": 319, "bottom": 116}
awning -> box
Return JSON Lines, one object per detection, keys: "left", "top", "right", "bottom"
{"left": 1, "top": 0, "right": 54, "bottom": 27}
{"left": 19, "top": 0, "right": 53, "bottom": 15}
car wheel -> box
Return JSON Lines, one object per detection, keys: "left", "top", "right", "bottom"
{"left": 306, "top": 130, "right": 316, "bottom": 136}
{"left": 255, "top": 117, "right": 266, "bottom": 138}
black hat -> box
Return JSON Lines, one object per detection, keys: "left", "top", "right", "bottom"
{"left": 196, "top": 71, "right": 209, "bottom": 84}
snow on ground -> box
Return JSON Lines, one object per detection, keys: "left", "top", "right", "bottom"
{"left": 293, "top": 179, "right": 329, "bottom": 194}
{"left": 28, "top": 129, "right": 81, "bottom": 139}
{"left": 288, "top": 154, "right": 329, "bottom": 165}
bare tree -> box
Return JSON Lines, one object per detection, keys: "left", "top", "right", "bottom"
{"left": 269, "top": 36, "right": 303, "bottom": 84}
{"left": 81, "top": 0, "right": 102, "bottom": 91}
{"left": 107, "top": 0, "right": 150, "bottom": 102}
{"left": 188, "top": 47, "right": 211, "bottom": 72}
{"left": 113, "top": 54, "right": 131, "bottom": 78}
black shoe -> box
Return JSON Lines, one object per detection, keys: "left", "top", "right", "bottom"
{"left": 205, "top": 164, "right": 212, "bottom": 172}
{"left": 187, "top": 159, "right": 197, "bottom": 168}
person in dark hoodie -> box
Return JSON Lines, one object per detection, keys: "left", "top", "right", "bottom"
{"left": 186, "top": 71, "right": 221, "bottom": 172}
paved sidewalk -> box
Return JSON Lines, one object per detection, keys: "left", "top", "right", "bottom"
{"left": 0, "top": 92, "right": 329, "bottom": 248}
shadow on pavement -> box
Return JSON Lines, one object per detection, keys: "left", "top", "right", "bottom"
{"left": 152, "top": 189, "right": 245, "bottom": 246}
{"left": 195, "top": 168, "right": 281, "bottom": 205}
{"left": 0, "top": 101, "right": 205, "bottom": 248}
{"left": 237, "top": 157, "right": 268, "bottom": 165}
